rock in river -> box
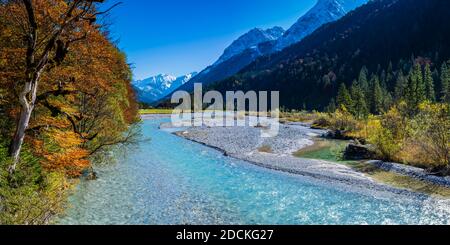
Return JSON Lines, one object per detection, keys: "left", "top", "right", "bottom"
{"left": 343, "top": 143, "right": 376, "bottom": 160}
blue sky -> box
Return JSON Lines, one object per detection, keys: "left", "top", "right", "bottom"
{"left": 102, "top": 0, "right": 317, "bottom": 80}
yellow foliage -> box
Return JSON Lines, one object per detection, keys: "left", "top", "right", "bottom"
{"left": 43, "top": 148, "right": 90, "bottom": 177}
{"left": 0, "top": 0, "right": 139, "bottom": 224}
{"left": 30, "top": 115, "right": 70, "bottom": 129}
{"left": 50, "top": 130, "right": 85, "bottom": 149}
{"left": 313, "top": 107, "right": 359, "bottom": 132}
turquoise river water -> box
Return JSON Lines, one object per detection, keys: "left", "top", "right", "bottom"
{"left": 59, "top": 118, "right": 450, "bottom": 225}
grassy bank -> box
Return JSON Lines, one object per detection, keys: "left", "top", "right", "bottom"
{"left": 293, "top": 137, "right": 450, "bottom": 197}
{"left": 139, "top": 109, "right": 174, "bottom": 115}
{"left": 283, "top": 101, "right": 450, "bottom": 173}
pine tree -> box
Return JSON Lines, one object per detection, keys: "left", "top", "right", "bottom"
{"left": 394, "top": 70, "right": 407, "bottom": 101}
{"left": 372, "top": 76, "right": 384, "bottom": 114}
{"left": 337, "top": 83, "right": 353, "bottom": 112}
{"left": 386, "top": 61, "right": 394, "bottom": 85}
{"left": 382, "top": 91, "right": 394, "bottom": 112}
{"left": 407, "top": 63, "right": 426, "bottom": 108}
{"left": 424, "top": 63, "right": 436, "bottom": 102}
{"left": 380, "top": 70, "right": 387, "bottom": 86}
{"left": 351, "top": 81, "right": 369, "bottom": 119}
{"left": 440, "top": 62, "right": 450, "bottom": 103}
{"left": 325, "top": 98, "right": 337, "bottom": 113}
{"left": 358, "top": 66, "right": 369, "bottom": 92}
{"left": 415, "top": 64, "right": 426, "bottom": 103}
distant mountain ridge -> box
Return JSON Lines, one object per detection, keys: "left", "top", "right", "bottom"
{"left": 133, "top": 72, "right": 197, "bottom": 105}
{"left": 135, "top": 28, "right": 283, "bottom": 105}
{"left": 163, "top": 0, "right": 368, "bottom": 101}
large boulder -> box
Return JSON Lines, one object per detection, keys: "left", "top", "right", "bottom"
{"left": 343, "top": 143, "right": 376, "bottom": 160}
{"left": 323, "top": 130, "right": 353, "bottom": 140}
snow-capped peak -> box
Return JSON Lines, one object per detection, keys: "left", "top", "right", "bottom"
{"left": 132, "top": 72, "right": 198, "bottom": 104}
{"left": 274, "top": 0, "right": 367, "bottom": 51}
{"left": 213, "top": 26, "right": 285, "bottom": 66}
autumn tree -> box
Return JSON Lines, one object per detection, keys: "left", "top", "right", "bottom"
{"left": 1, "top": 0, "right": 139, "bottom": 224}
{"left": 4, "top": 0, "right": 114, "bottom": 173}
{"left": 30, "top": 19, "right": 138, "bottom": 176}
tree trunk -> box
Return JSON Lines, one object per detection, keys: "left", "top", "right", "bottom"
{"left": 10, "top": 105, "right": 32, "bottom": 169}
{"left": 9, "top": 74, "right": 40, "bottom": 173}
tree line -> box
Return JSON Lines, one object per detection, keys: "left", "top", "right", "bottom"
{"left": 334, "top": 58, "right": 450, "bottom": 118}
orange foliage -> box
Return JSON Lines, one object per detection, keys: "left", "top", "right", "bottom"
{"left": 1, "top": 0, "right": 138, "bottom": 177}
{"left": 43, "top": 148, "right": 90, "bottom": 177}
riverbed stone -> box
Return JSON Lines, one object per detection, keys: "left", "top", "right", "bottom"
{"left": 343, "top": 143, "right": 376, "bottom": 160}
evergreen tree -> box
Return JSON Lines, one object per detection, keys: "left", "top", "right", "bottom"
{"left": 337, "top": 83, "right": 353, "bottom": 112}
{"left": 415, "top": 64, "right": 426, "bottom": 103}
{"left": 372, "top": 76, "right": 384, "bottom": 114}
{"left": 424, "top": 63, "right": 436, "bottom": 102}
{"left": 358, "top": 66, "right": 369, "bottom": 92}
{"left": 380, "top": 70, "right": 387, "bottom": 86}
{"left": 407, "top": 63, "right": 426, "bottom": 108}
{"left": 440, "top": 62, "right": 450, "bottom": 103}
{"left": 325, "top": 98, "right": 337, "bottom": 113}
{"left": 386, "top": 61, "right": 394, "bottom": 85}
{"left": 382, "top": 91, "right": 394, "bottom": 112}
{"left": 351, "top": 81, "right": 369, "bottom": 119}
{"left": 394, "top": 70, "right": 407, "bottom": 101}
{"left": 358, "top": 67, "right": 370, "bottom": 110}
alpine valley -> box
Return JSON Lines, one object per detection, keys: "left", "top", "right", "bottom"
{"left": 3, "top": 0, "right": 450, "bottom": 227}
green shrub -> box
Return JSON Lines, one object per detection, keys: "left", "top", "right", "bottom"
{"left": 313, "top": 107, "right": 359, "bottom": 132}
{"left": 0, "top": 141, "right": 70, "bottom": 225}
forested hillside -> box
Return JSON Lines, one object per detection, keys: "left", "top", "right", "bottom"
{"left": 203, "top": 0, "right": 450, "bottom": 172}
{"left": 210, "top": 0, "right": 450, "bottom": 110}
{"left": 0, "top": 0, "right": 138, "bottom": 224}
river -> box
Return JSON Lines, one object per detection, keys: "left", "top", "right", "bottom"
{"left": 58, "top": 118, "right": 450, "bottom": 225}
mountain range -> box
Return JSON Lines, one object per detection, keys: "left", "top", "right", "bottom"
{"left": 135, "top": 0, "right": 368, "bottom": 105}
{"left": 164, "top": 0, "right": 368, "bottom": 99}
{"left": 132, "top": 72, "right": 197, "bottom": 105}
{"left": 204, "top": 0, "right": 450, "bottom": 110}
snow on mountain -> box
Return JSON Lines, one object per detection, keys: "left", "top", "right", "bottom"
{"left": 213, "top": 26, "right": 285, "bottom": 66}
{"left": 274, "top": 0, "right": 368, "bottom": 51}
{"left": 133, "top": 72, "right": 197, "bottom": 104}
{"left": 156, "top": 0, "right": 369, "bottom": 103}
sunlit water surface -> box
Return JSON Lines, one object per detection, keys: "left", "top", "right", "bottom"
{"left": 59, "top": 119, "right": 450, "bottom": 225}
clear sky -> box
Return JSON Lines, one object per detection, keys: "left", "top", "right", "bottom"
{"left": 102, "top": 0, "right": 317, "bottom": 80}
